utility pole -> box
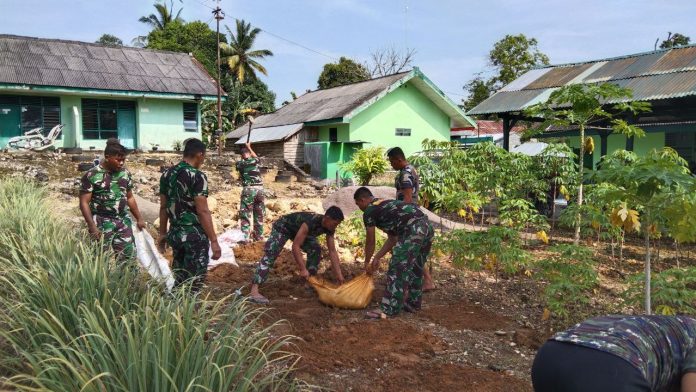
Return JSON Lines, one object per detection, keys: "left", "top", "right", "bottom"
{"left": 213, "top": 1, "right": 224, "bottom": 155}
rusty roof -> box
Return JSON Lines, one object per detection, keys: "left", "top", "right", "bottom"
{"left": 468, "top": 44, "right": 696, "bottom": 115}
{"left": 0, "top": 34, "right": 219, "bottom": 97}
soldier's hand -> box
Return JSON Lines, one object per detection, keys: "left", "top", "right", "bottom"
{"left": 299, "top": 268, "right": 310, "bottom": 279}
{"left": 89, "top": 227, "right": 101, "bottom": 240}
{"left": 211, "top": 241, "right": 222, "bottom": 260}
{"left": 136, "top": 219, "right": 146, "bottom": 231}
{"left": 157, "top": 235, "right": 167, "bottom": 253}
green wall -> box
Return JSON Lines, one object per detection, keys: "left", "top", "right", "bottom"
{"left": 566, "top": 132, "right": 666, "bottom": 168}
{"left": 348, "top": 82, "right": 451, "bottom": 157}
{"left": 136, "top": 98, "right": 201, "bottom": 151}
{"left": 317, "top": 123, "right": 350, "bottom": 141}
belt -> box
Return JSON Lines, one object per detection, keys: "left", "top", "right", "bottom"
{"left": 243, "top": 184, "right": 264, "bottom": 189}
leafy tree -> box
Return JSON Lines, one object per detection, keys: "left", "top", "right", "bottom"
{"left": 220, "top": 19, "right": 273, "bottom": 84}
{"left": 317, "top": 57, "right": 370, "bottom": 89}
{"left": 223, "top": 77, "right": 276, "bottom": 126}
{"left": 461, "top": 74, "right": 494, "bottom": 111}
{"left": 525, "top": 83, "right": 651, "bottom": 245}
{"left": 659, "top": 32, "right": 691, "bottom": 49}
{"left": 489, "top": 34, "right": 550, "bottom": 87}
{"left": 139, "top": 0, "right": 183, "bottom": 31}
{"left": 462, "top": 34, "right": 549, "bottom": 112}
{"left": 146, "top": 21, "right": 224, "bottom": 77}
{"left": 340, "top": 146, "right": 389, "bottom": 185}
{"left": 96, "top": 34, "right": 123, "bottom": 46}
{"left": 201, "top": 101, "right": 231, "bottom": 144}
{"left": 594, "top": 148, "right": 696, "bottom": 314}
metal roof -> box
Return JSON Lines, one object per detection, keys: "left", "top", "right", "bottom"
{"left": 227, "top": 68, "right": 475, "bottom": 139}
{"left": 511, "top": 142, "right": 549, "bottom": 156}
{"left": 468, "top": 44, "right": 696, "bottom": 115}
{"left": 0, "top": 34, "right": 219, "bottom": 97}
{"left": 233, "top": 123, "right": 304, "bottom": 144}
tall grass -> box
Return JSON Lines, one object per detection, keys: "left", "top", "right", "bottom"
{"left": 0, "top": 179, "right": 300, "bottom": 391}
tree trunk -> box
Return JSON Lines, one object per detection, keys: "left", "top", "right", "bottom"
{"left": 644, "top": 232, "right": 651, "bottom": 315}
{"left": 574, "top": 125, "right": 585, "bottom": 245}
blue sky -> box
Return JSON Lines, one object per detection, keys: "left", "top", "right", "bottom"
{"left": 1, "top": 0, "right": 695, "bottom": 107}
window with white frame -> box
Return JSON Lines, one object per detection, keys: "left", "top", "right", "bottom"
{"left": 395, "top": 128, "right": 411, "bottom": 136}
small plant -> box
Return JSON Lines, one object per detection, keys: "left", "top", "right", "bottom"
{"left": 340, "top": 146, "right": 389, "bottom": 185}
{"left": 333, "top": 210, "right": 386, "bottom": 259}
{"left": 536, "top": 244, "right": 598, "bottom": 320}
{"left": 624, "top": 267, "right": 696, "bottom": 315}
{"left": 172, "top": 140, "right": 183, "bottom": 152}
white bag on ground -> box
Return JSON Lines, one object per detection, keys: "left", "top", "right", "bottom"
{"left": 207, "top": 228, "right": 243, "bottom": 269}
{"left": 133, "top": 229, "right": 175, "bottom": 291}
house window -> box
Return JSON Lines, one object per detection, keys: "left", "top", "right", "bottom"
{"left": 395, "top": 128, "right": 411, "bottom": 137}
{"left": 329, "top": 127, "right": 338, "bottom": 142}
{"left": 183, "top": 102, "right": 198, "bottom": 132}
{"left": 0, "top": 96, "right": 61, "bottom": 137}
{"left": 82, "top": 99, "right": 133, "bottom": 140}
{"left": 303, "top": 128, "right": 319, "bottom": 142}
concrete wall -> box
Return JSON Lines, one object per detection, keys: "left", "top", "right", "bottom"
{"left": 136, "top": 98, "right": 201, "bottom": 151}
{"left": 566, "top": 131, "right": 666, "bottom": 168}
{"left": 348, "top": 82, "right": 451, "bottom": 157}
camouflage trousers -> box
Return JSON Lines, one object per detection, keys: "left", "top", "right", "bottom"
{"left": 240, "top": 186, "right": 265, "bottom": 241}
{"left": 168, "top": 226, "right": 210, "bottom": 292}
{"left": 381, "top": 218, "right": 434, "bottom": 316}
{"left": 95, "top": 215, "right": 135, "bottom": 261}
{"left": 252, "top": 224, "right": 321, "bottom": 285}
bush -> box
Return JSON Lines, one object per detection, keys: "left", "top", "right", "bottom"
{"left": 0, "top": 179, "right": 300, "bottom": 391}
{"left": 624, "top": 267, "right": 696, "bottom": 315}
{"left": 340, "top": 146, "right": 389, "bottom": 185}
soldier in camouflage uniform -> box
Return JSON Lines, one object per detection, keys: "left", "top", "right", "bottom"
{"left": 533, "top": 315, "right": 696, "bottom": 391}
{"left": 248, "top": 207, "right": 345, "bottom": 304}
{"left": 388, "top": 147, "right": 436, "bottom": 293}
{"left": 79, "top": 139, "right": 145, "bottom": 261}
{"left": 353, "top": 187, "right": 434, "bottom": 318}
{"left": 158, "top": 138, "right": 221, "bottom": 291}
{"left": 236, "top": 142, "right": 265, "bottom": 241}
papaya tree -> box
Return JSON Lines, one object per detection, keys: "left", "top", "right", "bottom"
{"left": 524, "top": 83, "right": 651, "bottom": 245}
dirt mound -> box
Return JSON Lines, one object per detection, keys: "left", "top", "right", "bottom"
{"left": 234, "top": 241, "right": 266, "bottom": 262}
{"left": 417, "top": 301, "right": 511, "bottom": 331}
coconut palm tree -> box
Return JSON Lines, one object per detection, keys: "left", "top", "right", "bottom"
{"left": 220, "top": 19, "right": 273, "bottom": 83}
{"left": 139, "top": 0, "right": 183, "bottom": 31}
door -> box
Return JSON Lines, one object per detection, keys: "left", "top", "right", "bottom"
{"left": 117, "top": 109, "right": 136, "bottom": 149}
{"left": 0, "top": 104, "right": 21, "bottom": 148}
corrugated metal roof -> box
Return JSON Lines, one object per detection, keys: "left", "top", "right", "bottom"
{"left": 0, "top": 34, "right": 219, "bottom": 96}
{"left": 232, "top": 123, "right": 304, "bottom": 144}
{"left": 468, "top": 43, "right": 696, "bottom": 115}
{"left": 511, "top": 142, "right": 550, "bottom": 156}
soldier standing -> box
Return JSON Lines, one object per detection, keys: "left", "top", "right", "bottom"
{"left": 158, "top": 138, "right": 221, "bottom": 291}
{"left": 249, "top": 207, "right": 345, "bottom": 304}
{"left": 79, "top": 139, "right": 145, "bottom": 261}
{"left": 387, "top": 147, "right": 435, "bottom": 291}
{"left": 353, "top": 187, "right": 434, "bottom": 319}
{"left": 532, "top": 315, "right": 696, "bottom": 391}
{"left": 236, "top": 142, "right": 265, "bottom": 242}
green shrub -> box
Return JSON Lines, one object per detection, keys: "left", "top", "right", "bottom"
{"left": 0, "top": 179, "right": 300, "bottom": 391}
{"left": 624, "top": 267, "right": 696, "bottom": 315}
{"left": 340, "top": 146, "right": 389, "bottom": 185}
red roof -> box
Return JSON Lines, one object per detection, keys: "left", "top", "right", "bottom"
{"left": 476, "top": 120, "right": 526, "bottom": 135}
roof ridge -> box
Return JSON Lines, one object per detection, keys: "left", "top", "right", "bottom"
{"left": 0, "top": 33, "right": 195, "bottom": 58}
{"left": 533, "top": 43, "right": 696, "bottom": 70}
{"left": 302, "top": 69, "right": 412, "bottom": 96}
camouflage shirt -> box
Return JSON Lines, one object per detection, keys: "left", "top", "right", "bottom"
{"left": 552, "top": 315, "right": 696, "bottom": 391}
{"left": 159, "top": 161, "right": 209, "bottom": 235}
{"left": 236, "top": 157, "right": 263, "bottom": 187}
{"left": 395, "top": 164, "right": 419, "bottom": 204}
{"left": 363, "top": 198, "right": 426, "bottom": 237}
{"left": 275, "top": 212, "right": 333, "bottom": 239}
{"left": 80, "top": 165, "right": 133, "bottom": 218}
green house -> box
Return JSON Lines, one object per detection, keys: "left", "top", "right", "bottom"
{"left": 0, "top": 34, "right": 219, "bottom": 151}
{"left": 226, "top": 68, "right": 475, "bottom": 179}
{"left": 468, "top": 44, "right": 696, "bottom": 170}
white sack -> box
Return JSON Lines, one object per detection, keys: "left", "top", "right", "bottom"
{"left": 207, "top": 229, "right": 243, "bottom": 269}
{"left": 133, "top": 229, "right": 175, "bottom": 291}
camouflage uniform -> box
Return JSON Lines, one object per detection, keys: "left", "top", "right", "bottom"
{"left": 395, "top": 164, "right": 419, "bottom": 204}
{"left": 363, "top": 199, "right": 433, "bottom": 316}
{"left": 236, "top": 157, "right": 265, "bottom": 240}
{"left": 80, "top": 165, "right": 135, "bottom": 261}
{"left": 252, "top": 212, "right": 333, "bottom": 285}
{"left": 551, "top": 315, "right": 696, "bottom": 391}
{"left": 159, "top": 161, "right": 210, "bottom": 290}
